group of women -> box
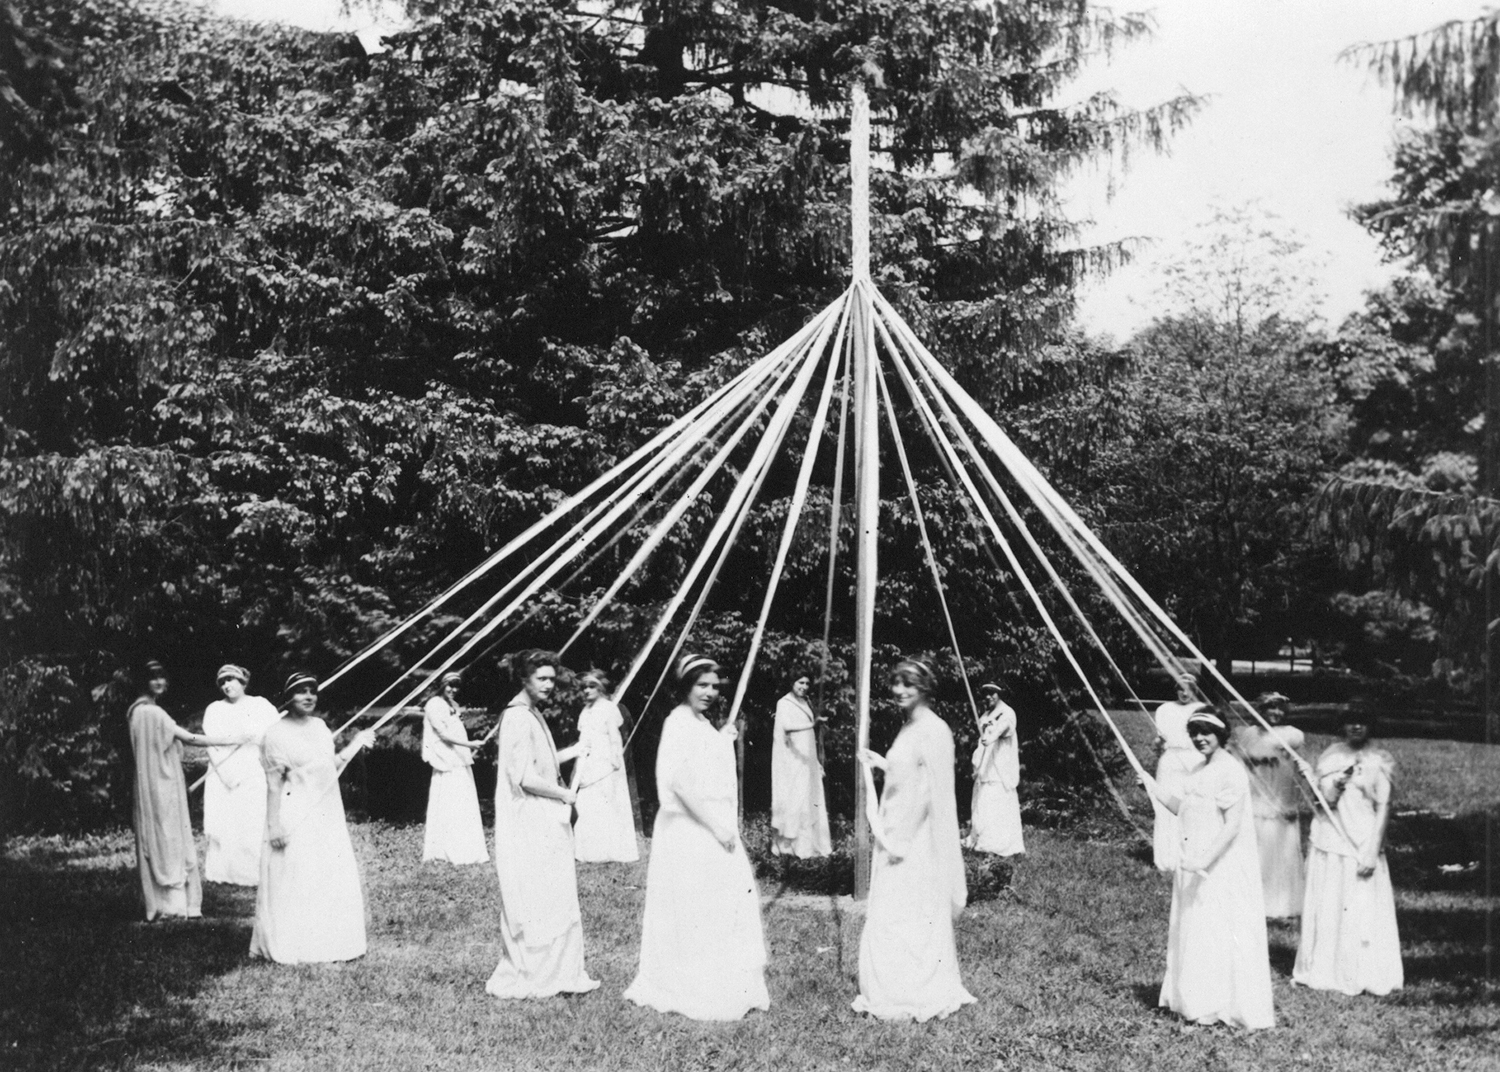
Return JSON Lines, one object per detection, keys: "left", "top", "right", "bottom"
{"left": 1144, "top": 688, "right": 1404, "bottom": 1031}
{"left": 125, "top": 650, "right": 1405, "bottom": 1029}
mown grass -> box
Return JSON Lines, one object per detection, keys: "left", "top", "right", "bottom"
{"left": 3, "top": 733, "right": 1496, "bottom": 1071}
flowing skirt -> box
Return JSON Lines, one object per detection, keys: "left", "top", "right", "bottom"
{"left": 1159, "top": 866, "right": 1275, "bottom": 1029}
{"left": 624, "top": 813, "right": 768, "bottom": 1020}
{"left": 854, "top": 850, "right": 976, "bottom": 1022}
{"left": 965, "top": 783, "right": 1024, "bottom": 857}
{"left": 1293, "top": 849, "right": 1403, "bottom": 996}
{"left": 422, "top": 766, "right": 489, "bottom": 865}
{"left": 250, "top": 790, "right": 366, "bottom": 963}
{"left": 1254, "top": 814, "right": 1305, "bottom": 918}
{"left": 486, "top": 907, "right": 600, "bottom": 999}
{"left": 136, "top": 841, "right": 202, "bottom": 921}
{"left": 574, "top": 767, "right": 639, "bottom": 863}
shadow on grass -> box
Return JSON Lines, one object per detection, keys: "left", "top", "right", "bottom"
{"left": 1, "top": 834, "right": 259, "bottom": 1071}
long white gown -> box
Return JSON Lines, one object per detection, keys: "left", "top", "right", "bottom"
{"left": 1293, "top": 742, "right": 1403, "bottom": 996}
{"left": 624, "top": 705, "right": 769, "bottom": 1021}
{"left": 1158, "top": 748, "right": 1275, "bottom": 1029}
{"left": 250, "top": 716, "right": 367, "bottom": 963}
{"left": 421, "top": 696, "right": 488, "bottom": 865}
{"left": 964, "top": 700, "right": 1024, "bottom": 856}
{"left": 573, "top": 697, "right": 639, "bottom": 863}
{"left": 770, "top": 693, "right": 831, "bottom": 858}
{"left": 128, "top": 699, "right": 202, "bottom": 920}
{"left": 1232, "top": 723, "right": 1307, "bottom": 917}
{"left": 1151, "top": 703, "right": 1199, "bottom": 872}
{"left": 487, "top": 702, "right": 599, "bottom": 999}
{"left": 202, "top": 694, "right": 282, "bottom": 885}
{"left": 854, "top": 709, "right": 976, "bottom": 1022}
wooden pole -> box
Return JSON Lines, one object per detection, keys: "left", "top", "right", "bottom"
{"left": 849, "top": 83, "right": 877, "bottom": 901}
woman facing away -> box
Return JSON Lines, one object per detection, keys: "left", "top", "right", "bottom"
{"left": 487, "top": 649, "right": 600, "bottom": 999}
{"left": 250, "top": 672, "right": 375, "bottom": 964}
{"left": 202, "top": 663, "right": 283, "bottom": 886}
{"left": 127, "top": 660, "right": 248, "bottom": 921}
{"left": 1293, "top": 714, "right": 1403, "bottom": 997}
{"left": 1230, "top": 693, "right": 1308, "bottom": 918}
{"left": 572, "top": 668, "right": 639, "bottom": 863}
{"left": 421, "top": 671, "right": 489, "bottom": 865}
{"left": 1141, "top": 709, "right": 1275, "bottom": 1030}
{"left": 769, "top": 668, "right": 831, "bottom": 859}
{"left": 854, "top": 657, "right": 976, "bottom": 1022}
{"left": 963, "top": 682, "right": 1024, "bottom": 857}
{"left": 624, "top": 655, "right": 769, "bottom": 1021}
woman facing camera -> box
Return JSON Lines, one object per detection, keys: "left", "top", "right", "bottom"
{"left": 624, "top": 655, "right": 769, "bottom": 1021}
{"left": 853, "top": 658, "right": 975, "bottom": 1022}
{"left": 1293, "top": 714, "right": 1403, "bottom": 996}
{"left": 127, "top": 660, "right": 248, "bottom": 921}
{"left": 487, "top": 650, "right": 600, "bottom": 999}
{"left": 250, "top": 672, "right": 375, "bottom": 963}
{"left": 572, "top": 669, "right": 639, "bottom": 863}
{"left": 421, "top": 671, "right": 488, "bottom": 865}
{"left": 770, "top": 668, "right": 831, "bottom": 859}
{"left": 1142, "top": 710, "right": 1274, "bottom": 1030}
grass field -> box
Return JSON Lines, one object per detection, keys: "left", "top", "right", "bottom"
{"left": 3, "top": 731, "right": 1496, "bottom": 1071}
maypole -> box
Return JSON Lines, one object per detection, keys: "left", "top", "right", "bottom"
{"left": 849, "top": 82, "right": 877, "bottom": 900}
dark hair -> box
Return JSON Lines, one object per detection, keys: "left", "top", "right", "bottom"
{"left": 1186, "top": 714, "right": 1230, "bottom": 746}
{"left": 1342, "top": 709, "right": 1378, "bottom": 734}
{"left": 501, "top": 649, "right": 558, "bottom": 689}
{"left": 674, "top": 654, "right": 720, "bottom": 701}
{"left": 788, "top": 667, "right": 816, "bottom": 689}
{"left": 137, "top": 659, "right": 167, "bottom": 688}
{"left": 889, "top": 657, "right": 936, "bottom": 697}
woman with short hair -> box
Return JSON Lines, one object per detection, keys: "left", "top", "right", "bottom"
{"left": 964, "top": 682, "right": 1024, "bottom": 857}
{"left": 1293, "top": 715, "right": 1403, "bottom": 996}
{"left": 770, "top": 668, "right": 831, "bottom": 858}
{"left": 202, "top": 663, "right": 283, "bottom": 886}
{"left": 1142, "top": 710, "right": 1275, "bottom": 1030}
{"left": 421, "top": 671, "right": 488, "bottom": 865}
{"left": 624, "top": 654, "right": 769, "bottom": 1020}
{"left": 250, "top": 672, "right": 375, "bottom": 963}
{"left": 854, "top": 658, "right": 975, "bottom": 1021}
{"left": 127, "top": 660, "right": 247, "bottom": 921}
{"left": 572, "top": 668, "right": 639, "bottom": 863}
{"left": 487, "top": 649, "right": 600, "bottom": 999}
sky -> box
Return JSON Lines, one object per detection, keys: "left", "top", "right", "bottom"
{"left": 210, "top": 0, "right": 1486, "bottom": 338}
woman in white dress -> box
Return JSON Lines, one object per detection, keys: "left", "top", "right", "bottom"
{"left": 1293, "top": 715, "right": 1403, "bottom": 996}
{"left": 964, "top": 683, "right": 1024, "bottom": 857}
{"left": 203, "top": 664, "right": 282, "bottom": 886}
{"left": 1230, "top": 693, "right": 1308, "bottom": 917}
{"left": 127, "top": 660, "right": 247, "bottom": 921}
{"left": 573, "top": 669, "right": 639, "bottom": 863}
{"left": 487, "top": 649, "right": 600, "bottom": 999}
{"left": 250, "top": 672, "right": 375, "bottom": 964}
{"left": 1141, "top": 710, "right": 1275, "bottom": 1030}
{"left": 421, "top": 671, "right": 488, "bottom": 865}
{"left": 854, "top": 658, "right": 976, "bottom": 1022}
{"left": 624, "top": 654, "right": 769, "bottom": 1021}
{"left": 770, "top": 669, "right": 831, "bottom": 858}
{"left": 1150, "top": 683, "right": 1203, "bottom": 872}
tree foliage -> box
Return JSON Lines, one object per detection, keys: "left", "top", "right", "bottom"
{"left": 0, "top": 0, "right": 1194, "bottom": 828}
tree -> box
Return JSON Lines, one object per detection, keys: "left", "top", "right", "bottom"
{"left": 0, "top": 0, "right": 1194, "bottom": 829}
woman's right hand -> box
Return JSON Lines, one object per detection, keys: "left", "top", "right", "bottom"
{"left": 268, "top": 826, "right": 288, "bottom": 851}
{"left": 857, "top": 747, "right": 885, "bottom": 771}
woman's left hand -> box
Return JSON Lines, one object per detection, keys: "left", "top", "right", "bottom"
{"left": 719, "top": 720, "right": 739, "bottom": 742}
{"left": 1179, "top": 854, "right": 1209, "bottom": 876}
{"left": 353, "top": 729, "right": 377, "bottom": 750}
{"left": 1356, "top": 852, "right": 1377, "bottom": 878}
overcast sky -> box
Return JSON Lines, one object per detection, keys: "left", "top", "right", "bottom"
{"left": 211, "top": 0, "right": 1484, "bottom": 338}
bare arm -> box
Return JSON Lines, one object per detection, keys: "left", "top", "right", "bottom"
{"left": 168, "top": 722, "right": 245, "bottom": 749}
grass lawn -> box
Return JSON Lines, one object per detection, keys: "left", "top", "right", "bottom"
{"left": 3, "top": 733, "right": 1496, "bottom": 1071}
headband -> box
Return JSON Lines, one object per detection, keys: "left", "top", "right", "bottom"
{"left": 979, "top": 682, "right": 1002, "bottom": 696}
{"left": 283, "top": 671, "right": 319, "bottom": 695}
{"left": 675, "top": 654, "right": 718, "bottom": 683}
{"left": 440, "top": 671, "right": 462, "bottom": 687}
{"left": 142, "top": 659, "right": 167, "bottom": 677}
{"left": 1186, "top": 711, "right": 1226, "bottom": 730}
{"left": 216, "top": 664, "right": 249, "bottom": 685}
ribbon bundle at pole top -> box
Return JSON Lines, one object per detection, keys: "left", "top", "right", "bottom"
{"left": 313, "top": 81, "right": 1338, "bottom": 869}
